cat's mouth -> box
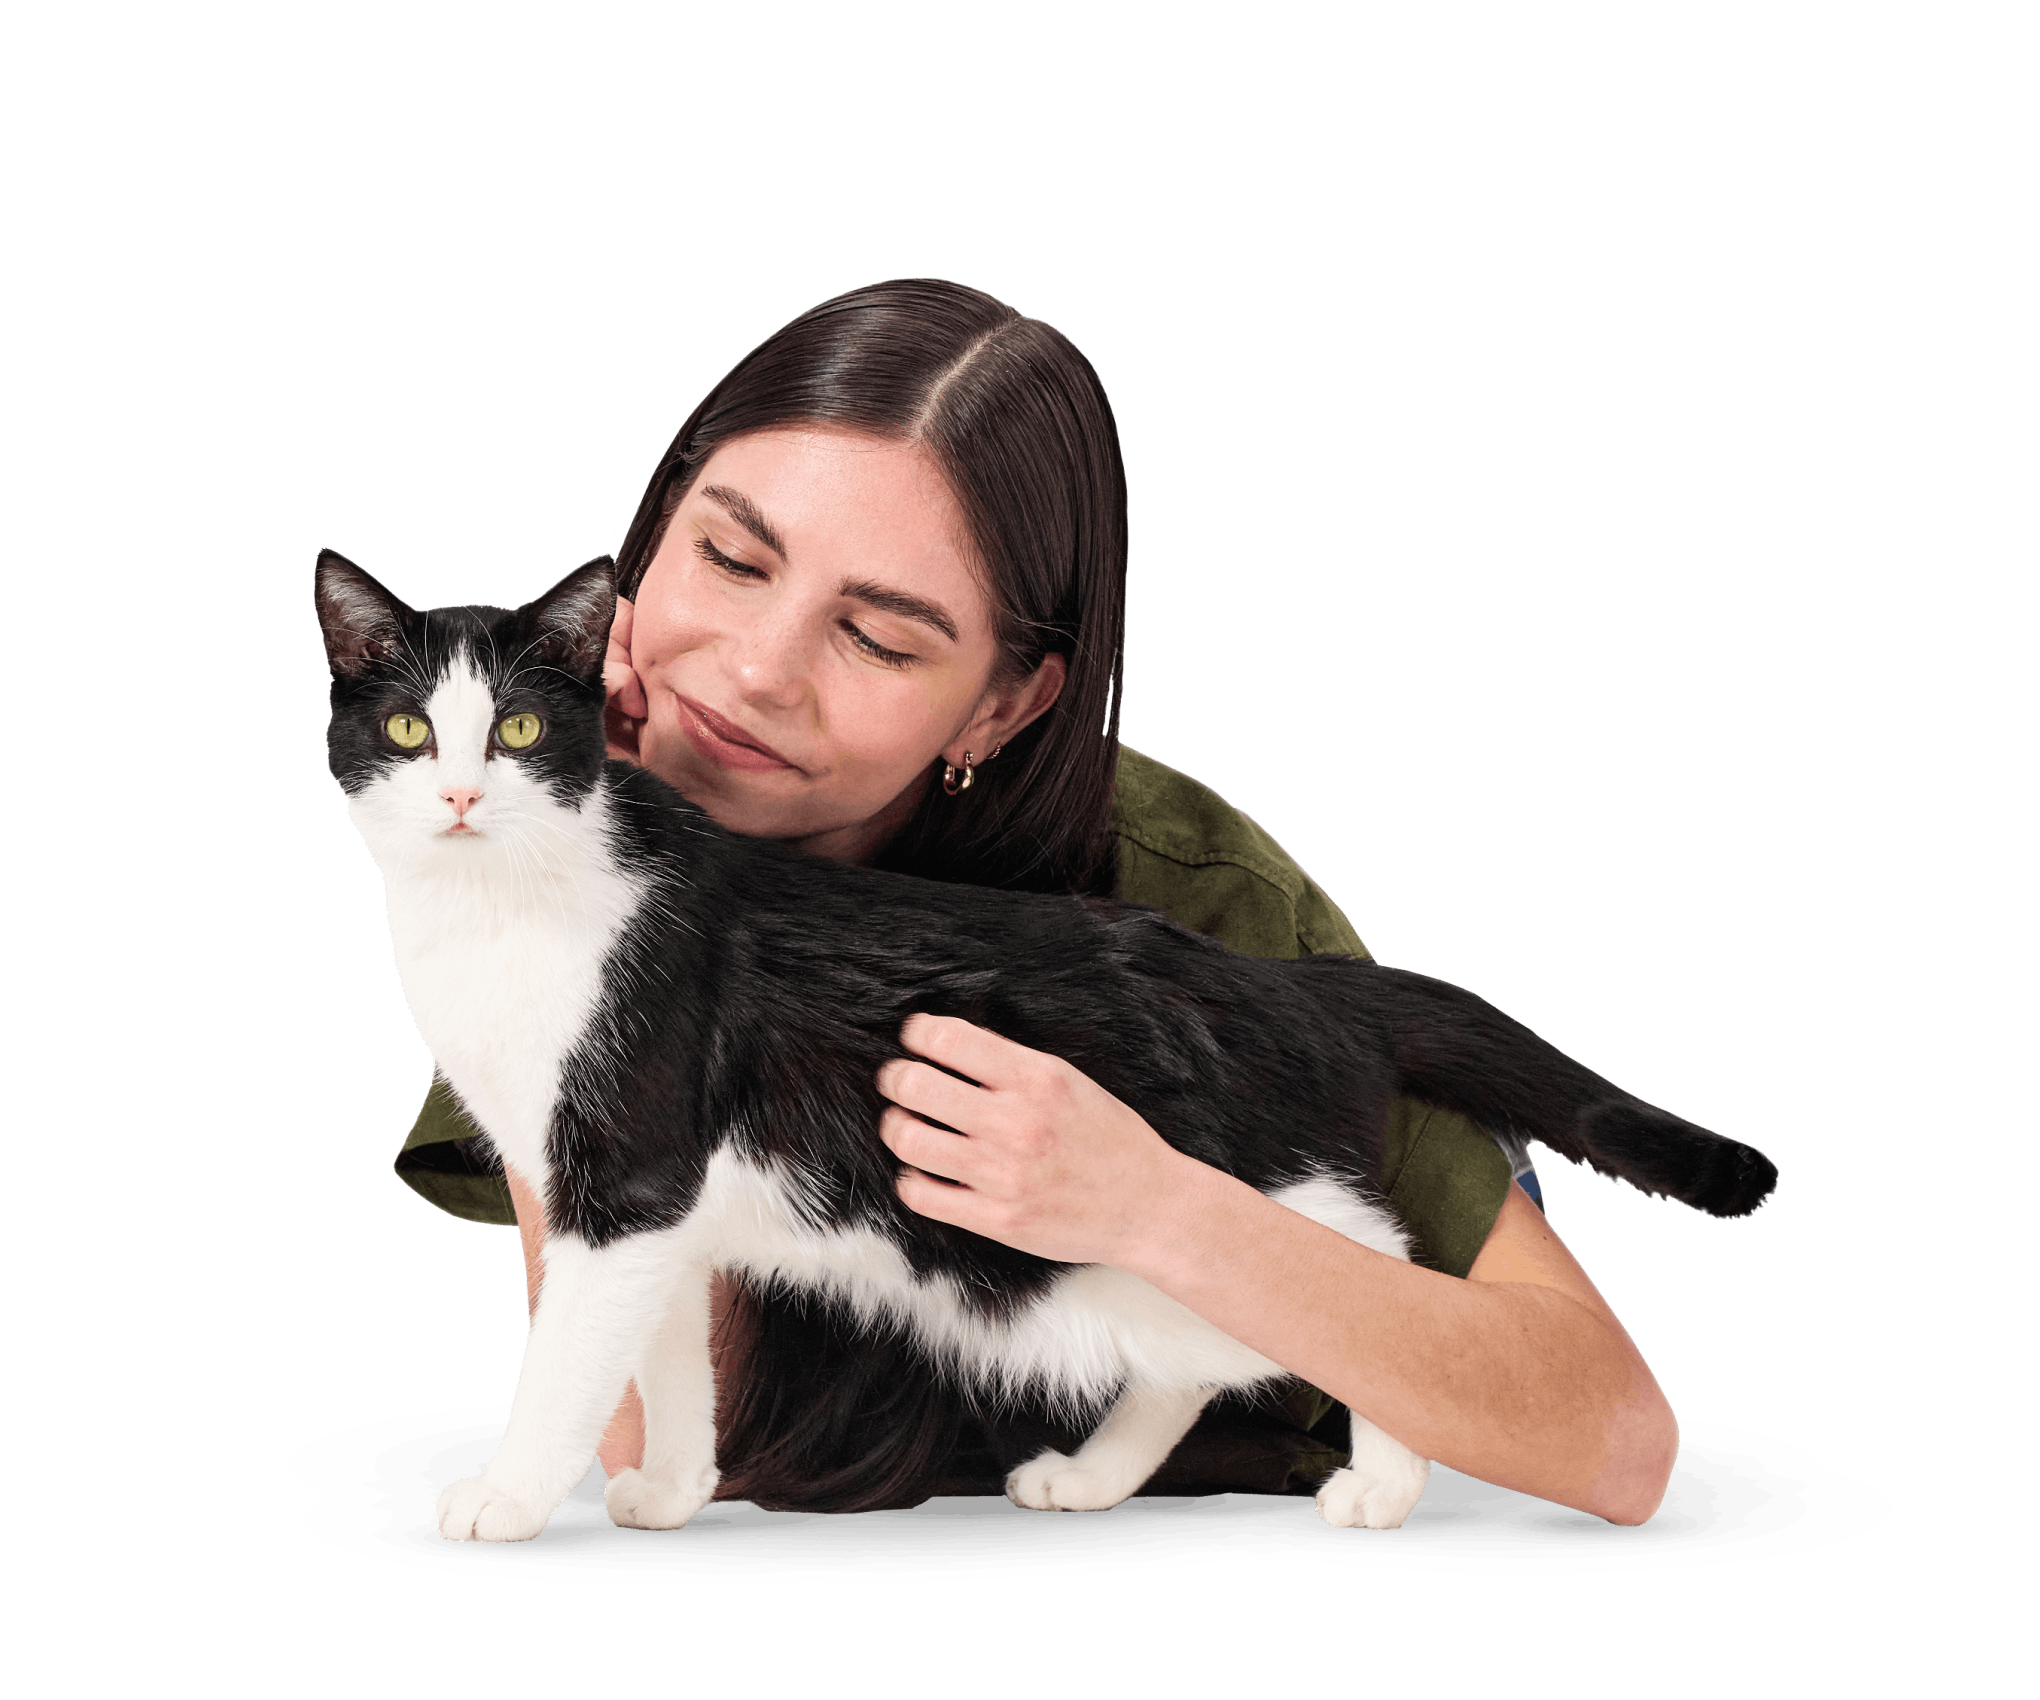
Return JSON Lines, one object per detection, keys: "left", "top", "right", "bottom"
{"left": 443, "top": 821, "right": 479, "bottom": 837}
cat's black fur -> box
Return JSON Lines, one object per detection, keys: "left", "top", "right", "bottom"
{"left": 322, "top": 548, "right": 1775, "bottom": 1301}
{"left": 558, "top": 776, "right": 1776, "bottom": 1288}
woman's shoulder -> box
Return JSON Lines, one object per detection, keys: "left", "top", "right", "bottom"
{"left": 1111, "top": 747, "right": 1369, "bottom": 961}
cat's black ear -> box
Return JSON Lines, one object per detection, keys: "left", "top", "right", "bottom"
{"left": 521, "top": 556, "right": 618, "bottom": 681}
{"left": 315, "top": 550, "right": 414, "bottom": 680}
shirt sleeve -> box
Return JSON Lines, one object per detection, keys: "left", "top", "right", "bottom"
{"left": 395, "top": 1077, "right": 515, "bottom": 1225}
{"left": 1379, "top": 1099, "right": 1513, "bottom": 1277}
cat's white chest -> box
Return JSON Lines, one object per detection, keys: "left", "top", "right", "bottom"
{"left": 368, "top": 795, "right": 643, "bottom": 1184}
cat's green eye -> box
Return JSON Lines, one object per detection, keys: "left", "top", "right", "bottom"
{"left": 385, "top": 713, "right": 431, "bottom": 750}
{"left": 498, "top": 712, "right": 543, "bottom": 750}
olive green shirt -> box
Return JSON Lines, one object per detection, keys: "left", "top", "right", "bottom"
{"left": 395, "top": 746, "right": 1511, "bottom": 1278}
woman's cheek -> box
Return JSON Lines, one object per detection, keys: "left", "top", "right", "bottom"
{"left": 630, "top": 596, "right": 710, "bottom": 678}
{"left": 833, "top": 671, "right": 959, "bottom": 774}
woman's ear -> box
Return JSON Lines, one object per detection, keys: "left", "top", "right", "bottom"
{"left": 950, "top": 653, "right": 1067, "bottom": 765}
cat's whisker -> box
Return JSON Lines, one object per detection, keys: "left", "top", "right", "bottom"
{"left": 495, "top": 629, "right": 539, "bottom": 679}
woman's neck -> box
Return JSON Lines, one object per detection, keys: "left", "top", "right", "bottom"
{"left": 781, "top": 767, "right": 931, "bottom": 866}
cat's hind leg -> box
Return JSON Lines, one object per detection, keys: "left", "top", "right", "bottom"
{"left": 604, "top": 1264, "right": 720, "bottom": 1532}
{"left": 1006, "top": 1383, "right": 1207, "bottom": 1512}
{"left": 1315, "top": 1409, "right": 1429, "bottom": 1529}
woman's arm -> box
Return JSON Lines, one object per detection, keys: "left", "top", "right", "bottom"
{"left": 877, "top": 1014, "right": 1679, "bottom": 1525}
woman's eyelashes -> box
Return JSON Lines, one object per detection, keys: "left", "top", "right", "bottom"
{"left": 843, "top": 622, "right": 917, "bottom": 670}
{"left": 693, "top": 531, "right": 920, "bottom": 671}
{"left": 694, "top": 534, "right": 765, "bottom": 581}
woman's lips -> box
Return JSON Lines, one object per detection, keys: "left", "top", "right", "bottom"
{"left": 674, "top": 694, "right": 800, "bottom": 773}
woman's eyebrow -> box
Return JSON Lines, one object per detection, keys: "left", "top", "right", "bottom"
{"left": 697, "top": 481, "right": 957, "bottom": 642}
{"left": 700, "top": 485, "right": 788, "bottom": 558}
{"left": 840, "top": 580, "right": 960, "bottom": 644}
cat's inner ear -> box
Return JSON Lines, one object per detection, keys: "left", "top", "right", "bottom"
{"left": 522, "top": 556, "right": 618, "bottom": 681}
{"left": 316, "top": 550, "right": 414, "bottom": 680}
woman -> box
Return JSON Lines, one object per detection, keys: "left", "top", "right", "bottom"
{"left": 397, "top": 279, "right": 1678, "bottom": 1525}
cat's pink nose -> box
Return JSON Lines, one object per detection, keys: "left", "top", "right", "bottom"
{"left": 440, "top": 785, "right": 481, "bottom": 819}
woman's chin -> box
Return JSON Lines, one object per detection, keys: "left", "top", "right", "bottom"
{"left": 638, "top": 727, "right": 801, "bottom": 836}
{"left": 633, "top": 722, "right": 919, "bottom": 859}
{"left": 633, "top": 721, "right": 714, "bottom": 789}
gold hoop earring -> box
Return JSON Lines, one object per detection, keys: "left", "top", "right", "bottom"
{"left": 942, "top": 751, "right": 975, "bottom": 795}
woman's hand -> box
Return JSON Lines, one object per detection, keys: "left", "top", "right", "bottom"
{"left": 603, "top": 594, "right": 647, "bottom": 763}
{"left": 875, "top": 1013, "right": 1199, "bottom": 1267}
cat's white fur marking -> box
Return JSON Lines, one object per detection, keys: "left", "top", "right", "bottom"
{"left": 436, "top": 1149, "right": 1428, "bottom": 1539}
{"left": 352, "top": 648, "right": 643, "bottom": 1191}
{"left": 1316, "top": 1414, "right": 1431, "bottom": 1529}
{"left": 673, "top": 1150, "right": 1408, "bottom": 1409}
{"left": 357, "top": 649, "right": 1430, "bottom": 1539}
{"left": 1005, "top": 1383, "right": 1209, "bottom": 1511}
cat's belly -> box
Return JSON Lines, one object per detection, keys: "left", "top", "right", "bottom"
{"left": 675, "top": 1147, "right": 1410, "bottom": 1406}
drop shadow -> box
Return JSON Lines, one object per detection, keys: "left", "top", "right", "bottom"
{"left": 369, "top": 1427, "right": 1802, "bottom": 1561}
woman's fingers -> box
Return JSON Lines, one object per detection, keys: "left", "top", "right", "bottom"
{"left": 893, "top": 1165, "right": 976, "bottom": 1231}
{"left": 876, "top": 1045, "right": 1064, "bottom": 1206}
{"left": 877, "top": 1105, "right": 972, "bottom": 1184}
{"left": 605, "top": 663, "right": 647, "bottom": 721}
{"left": 896, "top": 1012, "right": 1049, "bottom": 1091}
{"left": 603, "top": 595, "right": 646, "bottom": 760}
{"left": 884, "top": 1129, "right": 1014, "bottom": 1240}
{"left": 879, "top": 1012, "right": 1192, "bottom": 1265}
{"left": 603, "top": 696, "right": 642, "bottom": 763}
{"left": 876, "top": 1054, "right": 994, "bottom": 1134}
{"left": 608, "top": 592, "right": 636, "bottom": 662}
{"left": 605, "top": 596, "right": 646, "bottom": 716}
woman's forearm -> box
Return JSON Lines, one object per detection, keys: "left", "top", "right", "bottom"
{"left": 1118, "top": 1160, "right": 1678, "bottom": 1524}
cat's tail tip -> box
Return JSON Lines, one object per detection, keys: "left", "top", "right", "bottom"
{"left": 1577, "top": 1103, "right": 1778, "bottom": 1218}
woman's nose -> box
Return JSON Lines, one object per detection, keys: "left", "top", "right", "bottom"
{"left": 726, "top": 612, "right": 810, "bottom": 709}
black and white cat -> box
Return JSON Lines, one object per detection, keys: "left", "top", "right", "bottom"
{"left": 317, "top": 551, "right": 1776, "bottom": 1542}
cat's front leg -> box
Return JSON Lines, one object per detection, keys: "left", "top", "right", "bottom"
{"left": 438, "top": 1229, "right": 678, "bottom": 1542}
{"left": 1315, "top": 1410, "right": 1430, "bottom": 1529}
{"left": 1006, "top": 1383, "right": 1209, "bottom": 1512}
{"left": 604, "top": 1263, "right": 720, "bottom": 1532}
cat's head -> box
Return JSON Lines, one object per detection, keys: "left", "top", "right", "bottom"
{"left": 315, "top": 551, "right": 616, "bottom": 872}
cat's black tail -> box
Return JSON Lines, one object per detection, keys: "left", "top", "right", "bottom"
{"left": 1358, "top": 963, "right": 1777, "bottom": 1217}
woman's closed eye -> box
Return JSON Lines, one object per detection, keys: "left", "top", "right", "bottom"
{"left": 843, "top": 622, "right": 917, "bottom": 669}
{"left": 696, "top": 531, "right": 921, "bottom": 670}
{"left": 694, "top": 534, "right": 765, "bottom": 581}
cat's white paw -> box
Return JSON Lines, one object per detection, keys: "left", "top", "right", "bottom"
{"left": 1005, "top": 1450, "right": 1138, "bottom": 1512}
{"left": 604, "top": 1464, "right": 720, "bottom": 1531}
{"left": 437, "top": 1475, "right": 550, "bottom": 1542}
{"left": 1315, "top": 1457, "right": 1430, "bottom": 1530}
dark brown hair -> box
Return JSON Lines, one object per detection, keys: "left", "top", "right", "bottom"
{"left": 619, "top": 281, "right": 1132, "bottom": 1510}
{"left": 616, "top": 277, "right": 1127, "bottom": 897}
